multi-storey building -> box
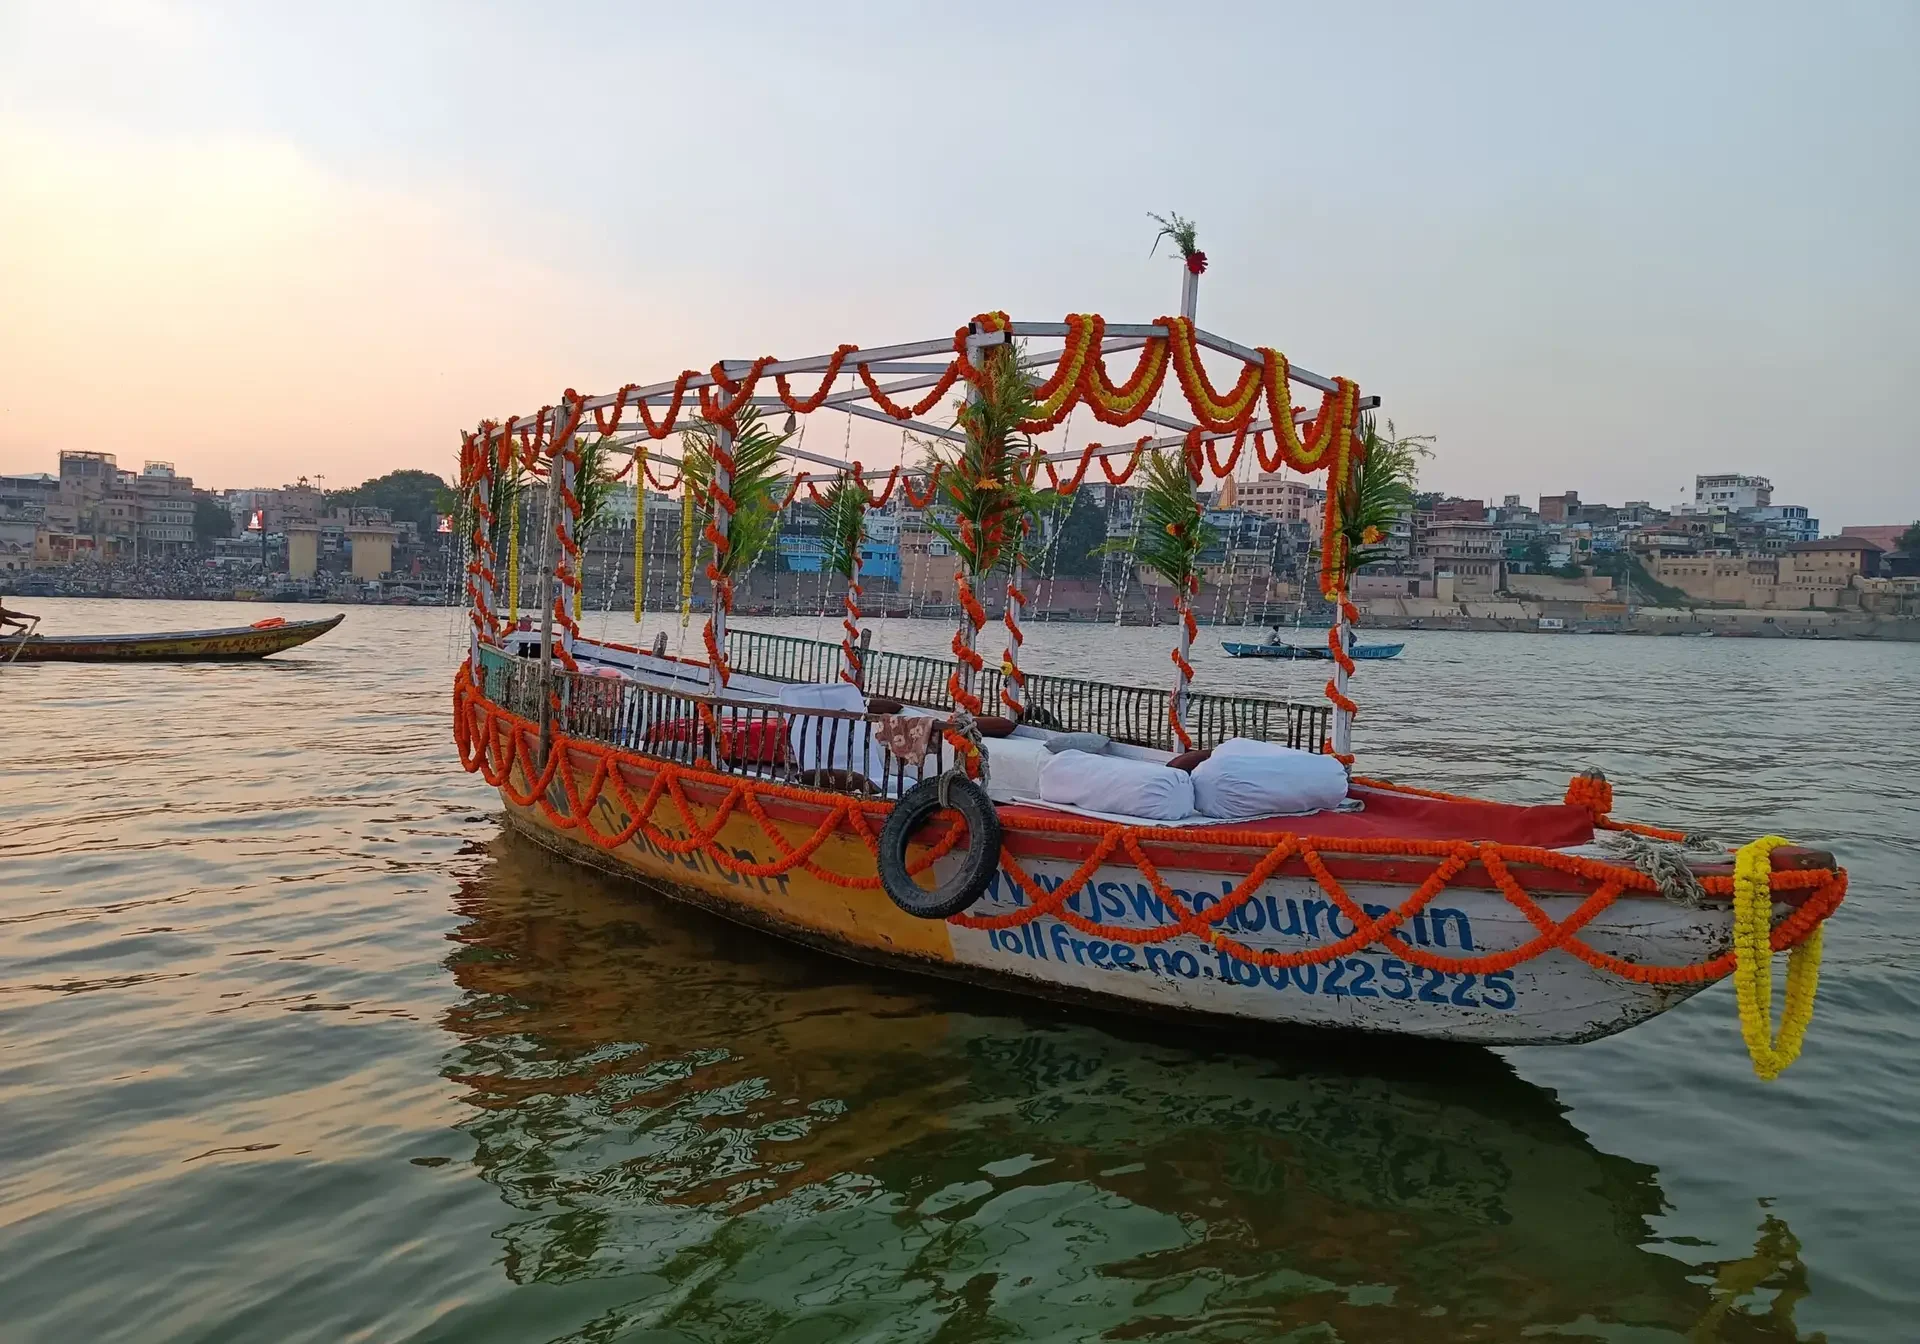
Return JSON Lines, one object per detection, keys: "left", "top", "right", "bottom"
{"left": 1693, "top": 473, "right": 1773, "bottom": 511}
{"left": 1415, "top": 518, "right": 1504, "bottom": 596}
{"left": 1779, "top": 537, "right": 1881, "bottom": 608}
{"left": 1230, "top": 473, "right": 1324, "bottom": 524}
{"left": 131, "top": 462, "right": 196, "bottom": 557}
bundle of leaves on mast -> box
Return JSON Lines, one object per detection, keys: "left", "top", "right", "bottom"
{"left": 914, "top": 342, "right": 1044, "bottom": 717}
{"left": 1096, "top": 449, "right": 1216, "bottom": 747}
{"left": 680, "top": 407, "right": 793, "bottom": 684}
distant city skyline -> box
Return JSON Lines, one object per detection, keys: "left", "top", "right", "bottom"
{"left": 3, "top": 2, "right": 1915, "bottom": 530}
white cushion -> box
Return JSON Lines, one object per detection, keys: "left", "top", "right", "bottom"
{"left": 1038, "top": 749, "right": 1195, "bottom": 821}
{"left": 1191, "top": 738, "right": 1348, "bottom": 819}
{"left": 776, "top": 681, "right": 891, "bottom": 783}
{"left": 776, "top": 681, "right": 868, "bottom": 714}
{"left": 982, "top": 735, "right": 1054, "bottom": 802}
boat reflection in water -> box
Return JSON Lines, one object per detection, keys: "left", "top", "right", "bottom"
{"left": 439, "top": 833, "right": 1822, "bottom": 1342}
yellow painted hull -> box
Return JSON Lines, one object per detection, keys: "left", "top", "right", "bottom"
{"left": 501, "top": 753, "right": 958, "bottom": 968}
{"left": 2, "top": 614, "right": 343, "bottom": 662}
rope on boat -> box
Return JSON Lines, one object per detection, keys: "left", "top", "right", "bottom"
{"left": 1597, "top": 829, "right": 1722, "bottom": 907}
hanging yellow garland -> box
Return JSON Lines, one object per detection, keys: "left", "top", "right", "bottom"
{"left": 506, "top": 482, "right": 522, "bottom": 623}
{"left": 680, "top": 481, "right": 695, "bottom": 627}
{"left": 1732, "top": 835, "right": 1824, "bottom": 1081}
{"left": 633, "top": 444, "right": 648, "bottom": 626}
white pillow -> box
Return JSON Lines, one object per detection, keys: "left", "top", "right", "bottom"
{"left": 1191, "top": 738, "right": 1348, "bottom": 819}
{"left": 1038, "top": 749, "right": 1195, "bottom": 821}
{"left": 982, "top": 735, "right": 1054, "bottom": 802}
{"left": 777, "top": 681, "right": 887, "bottom": 782}
{"left": 775, "top": 681, "right": 868, "bottom": 714}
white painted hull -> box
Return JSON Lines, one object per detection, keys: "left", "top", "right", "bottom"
{"left": 938, "top": 853, "right": 1728, "bottom": 1045}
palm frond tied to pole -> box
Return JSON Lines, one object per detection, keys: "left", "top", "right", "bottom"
{"left": 1337, "top": 415, "right": 1432, "bottom": 580}
{"left": 816, "top": 472, "right": 870, "bottom": 684}
{"left": 1096, "top": 447, "right": 1216, "bottom": 749}
{"left": 916, "top": 339, "right": 1045, "bottom": 721}
{"left": 1317, "top": 413, "right": 1433, "bottom": 763}
{"left": 680, "top": 406, "right": 793, "bottom": 690}
{"left": 490, "top": 442, "right": 528, "bottom": 625}
{"left": 569, "top": 434, "right": 623, "bottom": 620}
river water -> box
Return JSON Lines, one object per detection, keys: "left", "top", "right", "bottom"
{"left": 3, "top": 599, "right": 1915, "bottom": 1343}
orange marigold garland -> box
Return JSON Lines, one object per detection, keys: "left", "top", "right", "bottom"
{"left": 453, "top": 664, "right": 1845, "bottom": 1002}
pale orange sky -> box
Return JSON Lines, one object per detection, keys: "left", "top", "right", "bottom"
{"left": 2, "top": 1, "right": 1915, "bottom": 528}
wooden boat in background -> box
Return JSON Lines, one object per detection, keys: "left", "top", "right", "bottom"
{"left": 1, "top": 613, "right": 342, "bottom": 663}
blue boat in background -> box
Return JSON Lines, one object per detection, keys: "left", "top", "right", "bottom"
{"left": 1221, "top": 637, "right": 1405, "bottom": 660}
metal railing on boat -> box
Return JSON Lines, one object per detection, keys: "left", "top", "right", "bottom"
{"left": 479, "top": 651, "right": 952, "bottom": 800}
{"left": 723, "top": 628, "right": 1330, "bottom": 754}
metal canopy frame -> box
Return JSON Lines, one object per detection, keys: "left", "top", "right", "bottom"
{"left": 481, "top": 319, "right": 1380, "bottom": 491}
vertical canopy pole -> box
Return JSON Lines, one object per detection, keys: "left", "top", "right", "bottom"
{"left": 549, "top": 399, "right": 582, "bottom": 666}
{"left": 705, "top": 421, "right": 734, "bottom": 697}
{"left": 1170, "top": 572, "right": 1196, "bottom": 749}
{"left": 839, "top": 500, "right": 867, "bottom": 685}
{"left": 1331, "top": 601, "right": 1353, "bottom": 760}
{"left": 1180, "top": 259, "right": 1200, "bottom": 322}
{"left": 465, "top": 438, "right": 496, "bottom": 666}
{"left": 951, "top": 328, "right": 986, "bottom": 716}
{"left": 1000, "top": 521, "right": 1028, "bottom": 719}
{"left": 631, "top": 444, "right": 648, "bottom": 629}
{"left": 535, "top": 414, "right": 565, "bottom": 767}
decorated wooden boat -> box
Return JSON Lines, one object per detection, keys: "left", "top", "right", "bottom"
{"left": 447, "top": 243, "right": 1842, "bottom": 1073}
{"left": 1, "top": 613, "right": 342, "bottom": 662}
{"left": 1222, "top": 638, "right": 1404, "bottom": 660}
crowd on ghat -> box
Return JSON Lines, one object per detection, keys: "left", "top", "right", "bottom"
{"left": 4, "top": 557, "right": 265, "bottom": 600}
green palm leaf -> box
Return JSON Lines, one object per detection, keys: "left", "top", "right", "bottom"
{"left": 680, "top": 406, "right": 793, "bottom": 581}
{"left": 817, "top": 473, "right": 867, "bottom": 582}
{"left": 918, "top": 342, "right": 1043, "bottom": 577}
{"left": 1338, "top": 415, "right": 1433, "bottom": 576}
{"left": 574, "top": 435, "right": 622, "bottom": 537}
{"left": 1094, "top": 449, "right": 1214, "bottom": 593}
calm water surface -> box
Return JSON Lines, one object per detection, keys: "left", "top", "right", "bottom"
{"left": 3, "top": 600, "right": 1916, "bottom": 1343}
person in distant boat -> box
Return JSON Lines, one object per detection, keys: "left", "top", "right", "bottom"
{"left": 0, "top": 599, "right": 37, "bottom": 635}
{"left": 1266, "top": 625, "right": 1285, "bottom": 645}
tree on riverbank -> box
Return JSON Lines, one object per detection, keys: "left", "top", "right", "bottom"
{"left": 1900, "top": 521, "right": 1920, "bottom": 556}
{"left": 325, "top": 470, "right": 449, "bottom": 540}
{"left": 193, "top": 497, "right": 233, "bottom": 548}
{"left": 1592, "top": 551, "right": 1690, "bottom": 608}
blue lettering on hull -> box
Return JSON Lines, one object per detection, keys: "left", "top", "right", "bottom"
{"left": 974, "top": 868, "right": 1511, "bottom": 1010}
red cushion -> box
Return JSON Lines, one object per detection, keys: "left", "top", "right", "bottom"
{"left": 645, "top": 715, "right": 789, "bottom": 765}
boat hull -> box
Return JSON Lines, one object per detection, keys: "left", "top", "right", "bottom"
{"left": 1221, "top": 641, "right": 1404, "bottom": 660}
{"left": 1, "top": 614, "right": 343, "bottom": 662}
{"left": 495, "top": 745, "right": 1728, "bottom": 1047}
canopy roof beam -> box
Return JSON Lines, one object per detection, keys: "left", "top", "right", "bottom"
{"left": 493, "top": 320, "right": 1344, "bottom": 435}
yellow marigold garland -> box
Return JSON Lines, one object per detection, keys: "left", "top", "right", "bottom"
{"left": 1164, "top": 316, "right": 1265, "bottom": 426}
{"left": 1732, "top": 835, "right": 1824, "bottom": 1080}
{"left": 506, "top": 483, "right": 522, "bottom": 622}
{"left": 679, "top": 482, "right": 695, "bottom": 627}
{"left": 632, "top": 444, "right": 647, "bottom": 626}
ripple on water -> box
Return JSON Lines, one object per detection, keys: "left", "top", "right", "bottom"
{"left": 1, "top": 602, "right": 1915, "bottom": 1342}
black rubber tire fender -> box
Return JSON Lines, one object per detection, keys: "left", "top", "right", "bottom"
{"left": 877, "top": 775, "right": 1003, "bottom": 919}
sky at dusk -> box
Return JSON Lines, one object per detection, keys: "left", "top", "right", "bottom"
{"left": 2, "top": 1, "right": 1915, "bottom": 528}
